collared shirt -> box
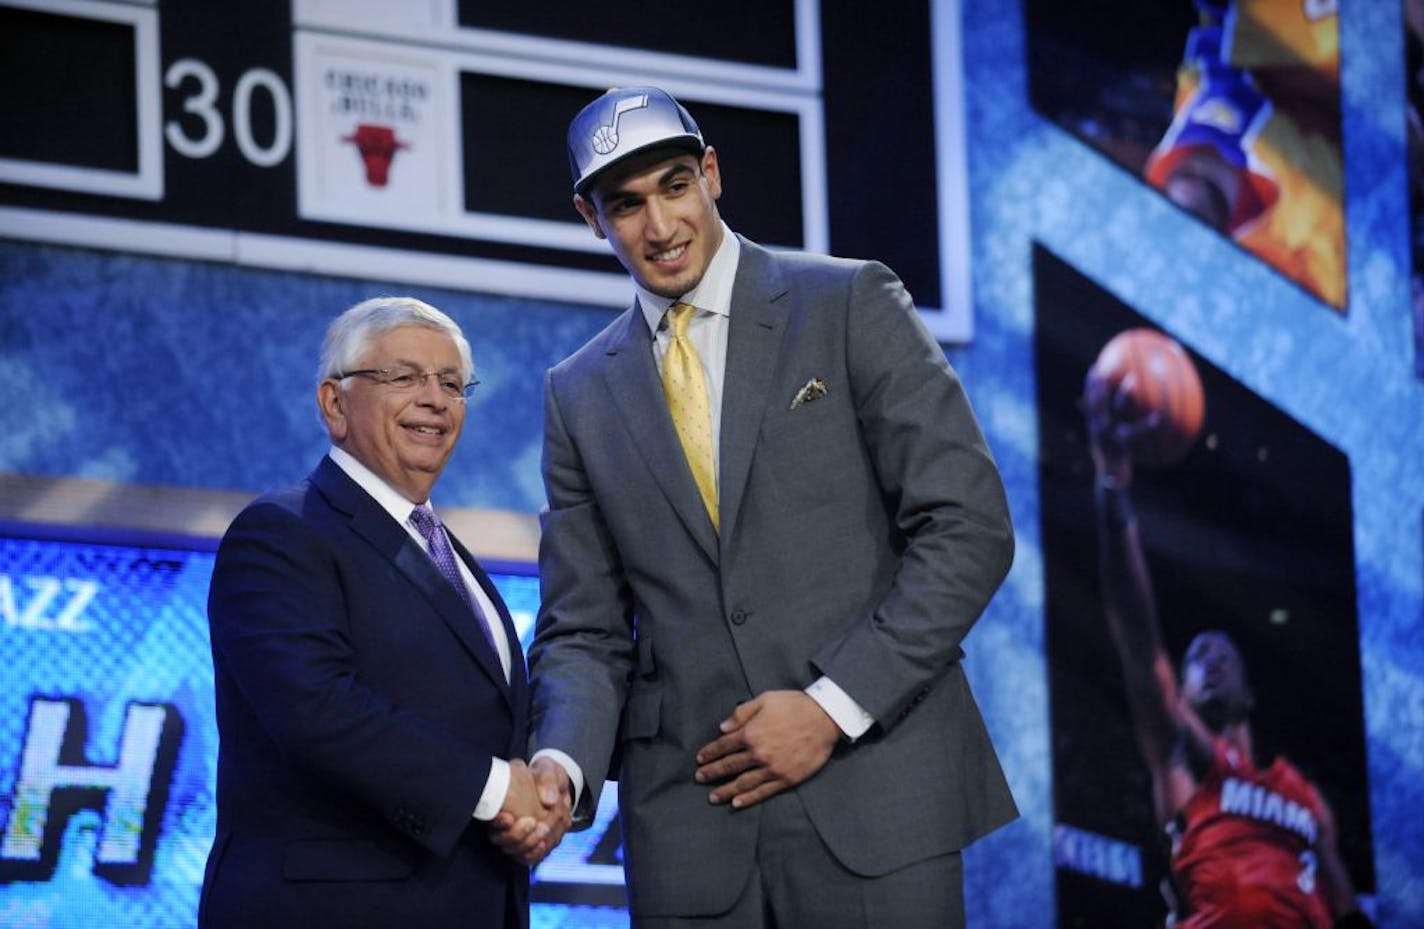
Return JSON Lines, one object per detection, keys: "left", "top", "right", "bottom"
{"left": 327, "top": 446, "right": 512, "bottom": 820}
{"left": 637, "top": 220, "right": 739, "bottom": 477}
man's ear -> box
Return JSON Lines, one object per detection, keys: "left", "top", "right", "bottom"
{"left": 317, "top": 379, "right": 348, "bottom": 442}
{"left": 700, "top": 146, "right": 722, "bottom": 201}
{"left": 573, "top": 194, "right": 607, "bottom": 240}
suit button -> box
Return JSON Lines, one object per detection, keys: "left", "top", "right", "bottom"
{"left": 730, "top": 609, "right": 747, "bottom": 625}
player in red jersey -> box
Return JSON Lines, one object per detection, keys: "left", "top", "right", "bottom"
{"left": 1084, "top": 361, "right": 1372, "bottom": 928}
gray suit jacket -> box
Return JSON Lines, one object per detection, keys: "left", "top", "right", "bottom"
{"left": 530, "top": 237, "right": 1016, "bottom": 918}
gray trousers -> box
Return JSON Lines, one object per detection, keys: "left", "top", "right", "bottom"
{"left": 633, "top": 791, "right": 965, "bottom": 929}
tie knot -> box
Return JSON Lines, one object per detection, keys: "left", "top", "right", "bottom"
{"left": 668, "top": 302, "right": 696, "bottom": 337}
{"left": 409, "top": 505, "right": 440, "bottom": 541}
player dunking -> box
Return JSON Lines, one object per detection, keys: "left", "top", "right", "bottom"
{"left": 1084, "top": 352, "right": 1372, "bottom": 928}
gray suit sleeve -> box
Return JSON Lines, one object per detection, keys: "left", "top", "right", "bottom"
{"left": 808, "top": 261, "right": 1015, "bottom": 726}
{"left": 527, "top": 368, "right": 636, "bottom": 825}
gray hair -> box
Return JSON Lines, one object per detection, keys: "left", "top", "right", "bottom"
{"left": 317, "top": 296, "right": 474, "bottom": 390}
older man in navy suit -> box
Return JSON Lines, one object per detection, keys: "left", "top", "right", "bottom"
{"left": 200, "top": 297, "right": 566, "bottom": 929}
{"left": 519, "top": 87, "right": 1018, "bottom": 928}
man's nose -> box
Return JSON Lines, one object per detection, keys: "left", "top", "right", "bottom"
{"left": 415, "top": 373, "right": 449, "bottom": 405}
{"left": 644, "top": 198, "right": 674, "bottom": 240}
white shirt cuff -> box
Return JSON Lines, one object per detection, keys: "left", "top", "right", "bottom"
{"left": 806, "top": 676, "right": 875, "bottom": 741}
{"left": 472, "top": 757, "right": 510, "bottom": 821}
{"left": 530, "top": 748, "right": 586, "bottom": 811}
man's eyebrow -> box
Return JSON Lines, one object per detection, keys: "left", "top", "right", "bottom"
{"left": 602, "top": 162, "right": 696, "bottom": 201}
{"left": 657, "top": 162, "right": 697, "bottom": 185}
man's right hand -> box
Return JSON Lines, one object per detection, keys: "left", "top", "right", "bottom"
{"left": 489, "top": 758, "right": 572, "bottom": 866}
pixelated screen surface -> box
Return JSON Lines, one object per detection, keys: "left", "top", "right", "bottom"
{"left": 0, "top": 535, "right": 628, "bottom": 928}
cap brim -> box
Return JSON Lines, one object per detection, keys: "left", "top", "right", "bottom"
{"left": 574, "top": 136, "right": 706, "bottom": 196}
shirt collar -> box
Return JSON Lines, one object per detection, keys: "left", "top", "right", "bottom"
{"left": 639, "top": 221, "right": 740, "bottom": 336}
{"left": 328, "top": 445, "right": 427, "bottom": 526}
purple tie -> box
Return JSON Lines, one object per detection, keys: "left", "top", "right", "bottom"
{"left": 409, "top": 505, "right": 497, "bottom": 654}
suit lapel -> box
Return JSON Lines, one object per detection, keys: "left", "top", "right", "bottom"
{"left": 719, "top": 239, "right": 791, "bottom": 545}
{"left": 311, "top": 458, "right": 513, "bottom": 701}
{"left": 602, "top": 305, "right": 720, "bottom": 563}
{"left": 449, "top": 532, "right": 529, "bottom": 708}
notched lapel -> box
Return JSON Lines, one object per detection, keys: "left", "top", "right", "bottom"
{"left": 718, "top": 241, "right": 791, "bottom": 544}
{"left": 314, "top": 459, "right": 513, "bottom": 698}
{"left": 448, "top": 531, "right": 529, "bottom": 705}
{"left": 602, "top": 305, "right": 719, "bottom": 563}
{"left": 392, "top": 535, "right": 513, "bottom": 694}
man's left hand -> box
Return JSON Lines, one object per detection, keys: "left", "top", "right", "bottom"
{"left": 489, "top": 757, "right": 573, "bottom": 866}
{"left": 694, "top": 690, "right": 840, "bottom": 809}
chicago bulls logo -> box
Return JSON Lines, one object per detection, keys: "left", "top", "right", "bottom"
{"left": 343, "top": 124, "right": 408, "bottom": 187}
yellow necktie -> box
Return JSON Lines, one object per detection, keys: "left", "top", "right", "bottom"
{"left": 663, "top": 302, "right": 718, "bottom": 531}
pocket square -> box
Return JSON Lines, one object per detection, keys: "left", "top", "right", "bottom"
{"left": 789, "top": 377, "right": 828, "bottom": 410}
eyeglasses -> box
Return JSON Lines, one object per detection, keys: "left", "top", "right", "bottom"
{"left": 334, "top": 364, "right": 479, "bottom": 401}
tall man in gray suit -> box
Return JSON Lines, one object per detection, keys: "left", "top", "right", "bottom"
{"left": 522, "top": 86, "right": 1017, "bottom": 927}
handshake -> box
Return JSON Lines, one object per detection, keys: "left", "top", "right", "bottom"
{"left": 488, "top": 757, "right": 573, "bottom": 866}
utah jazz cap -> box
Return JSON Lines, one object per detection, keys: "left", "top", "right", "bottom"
{"left": 568, "top": 86, "right": 705, "bottom": 195}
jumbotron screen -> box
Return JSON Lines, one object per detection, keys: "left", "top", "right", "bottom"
{"left": 0, "top": 534, "right": 627, "bottom": 928}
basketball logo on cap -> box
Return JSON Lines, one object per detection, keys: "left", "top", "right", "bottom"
{"left": 592, "top": 94, "right": 649, "bottom": 154}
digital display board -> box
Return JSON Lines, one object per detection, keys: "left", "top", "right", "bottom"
{"left": 0, "top": 533, "right": 629, "bottom": 928}
{"left": 0, "top": 0, "right": 972, "bottom": 340}
{"left": 0, "top": 0, "right": 161, "bottom": 200}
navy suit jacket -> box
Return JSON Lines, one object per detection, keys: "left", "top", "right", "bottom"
{"left": 200, "top": 456, "right": 530, "bottom": 929}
